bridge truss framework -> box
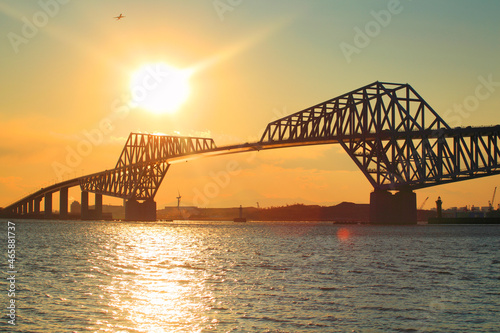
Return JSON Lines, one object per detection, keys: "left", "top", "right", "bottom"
{"left": 2, "top": 81, "right": 500, "bottom": 223}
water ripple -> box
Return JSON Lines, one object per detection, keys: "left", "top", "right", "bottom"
{"left": 2, "top": 221, "right": 499, "bottom": 332}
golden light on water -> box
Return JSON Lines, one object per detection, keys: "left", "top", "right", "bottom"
{"left": 95, "top": 226, "right": 214, "bottom": 332}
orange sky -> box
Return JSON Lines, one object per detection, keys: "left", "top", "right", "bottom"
{"left": 1, "top": 1, "right": 500, "bottom": 209}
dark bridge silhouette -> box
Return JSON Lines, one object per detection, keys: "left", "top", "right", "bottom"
{"left": 3, "top": 82, "right": 500, "bottom": 223}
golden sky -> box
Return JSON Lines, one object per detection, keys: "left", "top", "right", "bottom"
{"left": 1, "top": 0, "right": 500, "bottom": 209}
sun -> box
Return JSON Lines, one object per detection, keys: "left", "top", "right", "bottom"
{"left": 129, "top": 63, "right": 191, "bottom": 114}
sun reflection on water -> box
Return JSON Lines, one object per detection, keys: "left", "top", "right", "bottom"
{"left": 90, "top": 224, "right": 214, "bottom": 332}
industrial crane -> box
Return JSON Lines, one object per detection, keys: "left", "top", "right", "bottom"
{"left": 419, "top": 196, "right": 429, "bottom": 210}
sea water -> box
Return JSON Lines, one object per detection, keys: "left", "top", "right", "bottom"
{"left": 1, "top": 220, "right": 499, "bottom": 332}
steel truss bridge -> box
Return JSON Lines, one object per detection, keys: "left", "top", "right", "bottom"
{"left": 3, "top": 81, "right": 500, "bottom": 223}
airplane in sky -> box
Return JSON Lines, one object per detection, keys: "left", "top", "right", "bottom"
{"left": 114, "top": 14, "right": 125, "bottom": 20}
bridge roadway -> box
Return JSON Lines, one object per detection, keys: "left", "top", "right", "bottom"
{"left": 2, "top": 136, "right": 335, "bottom": 202}
{"left": 0, "top": 138, "right": 331, "bottom": 220}
{"left": 3, "top": 81, "right": 500, "bottom": 223}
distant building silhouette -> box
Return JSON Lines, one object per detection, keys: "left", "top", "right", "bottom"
{"left": 71, "top": 201, "right": 81, "bottom": 214}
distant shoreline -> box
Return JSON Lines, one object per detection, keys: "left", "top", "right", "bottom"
{"left": 1, "top": 201, "right": 436, "bottom": 222}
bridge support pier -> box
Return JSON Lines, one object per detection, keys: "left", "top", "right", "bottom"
{"left": 370, "top": 189, "right": 417, "bottom": 224}
{"left": 44, "top": 193, "right": 52, "bottom": 219}
{"left": 28, "top": 200, "right": 33, "bottom": 215}
{"left": 125, "top": 199, "right": 156, "bottom": 221}
{"left": 81, "top": 191, "right": 89, "bottom": 220}
{"left": 95, "top": 194, "right": 102, "bottom": 220}
{"left": 34, "top": 197, "right": 41, "bottom": 217}
{"left": 60, "top": 187, "right": 68, "bottom": 219}
{"left": 81, "top": 191, "right": 104, "bottom": 220}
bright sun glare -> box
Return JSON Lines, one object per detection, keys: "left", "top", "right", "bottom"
{"left": 130, "top": 63, "right": 191, "bottom": 114}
